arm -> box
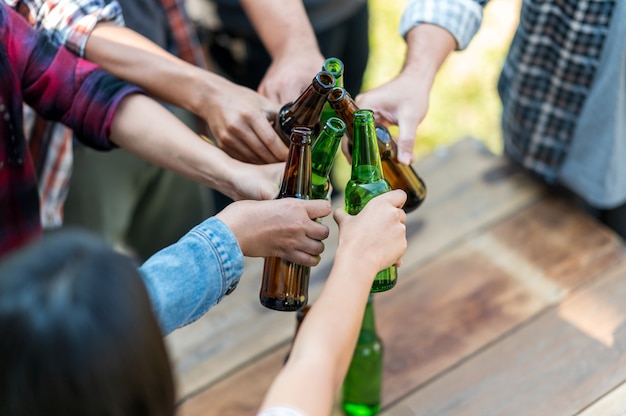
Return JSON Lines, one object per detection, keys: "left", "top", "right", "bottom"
{"left": 239, "top": 0, "right": 325, "bottom": 104}
{"left": 13, "top": 2, "right": 282, "bottom": 202}
{"left": 140, "top": 198, "right": 331, "bottom": 335}
{"left": 85, "top": 23, "right": 289, "bottom": 164}
{"left": 109, "top": 93, "right": 284, "bottom": 201}
{"left": 18, "top": 0, "right": 288, "bottom": 164}
{"left": 259, "top": 190, "right": 408, "bottom": 415}
{"left": 355, "top": 0, "right": 485, "bottom": 165}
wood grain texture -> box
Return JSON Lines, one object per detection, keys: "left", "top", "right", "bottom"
{"left": 389, "top": 260, "right": 626, "bottom": 416}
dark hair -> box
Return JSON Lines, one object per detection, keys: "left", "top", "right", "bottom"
{"left": 0, "top": 229, "right": 175, "bottom": 416}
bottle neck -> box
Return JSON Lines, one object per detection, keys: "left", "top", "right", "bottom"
{"left": 279, "top": 129, "right": 312, "bottom": 199}
{"left": 357, "top": 297, "right": 379, "bottom": 344}
{"left": 351, "top": 111, "right": 384, "bottom": 181}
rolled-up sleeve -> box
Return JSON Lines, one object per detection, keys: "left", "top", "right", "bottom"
{"left": 16, "top": 0, "right": 125, "bottom": 56}
{"left": 139, "top": 217, "right": 244, "bottom": 335}
{"left": 399, "top": 0, "right": 486, "bottom": 50}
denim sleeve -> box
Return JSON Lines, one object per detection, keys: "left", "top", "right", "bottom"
{"left": 138, "top": 217, "right": 244, "bottom": 335}
{"left": 399, "top": 0, "right": 487, "bottom": 50}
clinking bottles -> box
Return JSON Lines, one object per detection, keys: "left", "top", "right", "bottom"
{"left": 342, "top": 295, "right": 383, "bottom": 416}
{"left": 320, "top": 57, "right": 345, "bottom": 128}
{"left": 260, "top": 127, "right": 313, "bottom": 311}
{"left": 328, "top": 87, "right": 427, "bottom": 213}
{"left": 311, "top": 117, "right": 347, "bottom": 200}
{"left": 345, "top": 109, "right": 397, "bottom": 293}
{"left": 275, "top": 70, "right": 336, "bottom": 146}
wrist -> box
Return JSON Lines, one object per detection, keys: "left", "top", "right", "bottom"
{"left": 402, "top": 23, "right": 456, "bottom": 85}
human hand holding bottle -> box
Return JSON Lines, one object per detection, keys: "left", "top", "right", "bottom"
{"left": 334, "top": 190, "right": 407, "bottom": 273}
{"left": 355, "top": 24, "right": 457, "bottom": 165}
{"left": 216, "top": 198, "right": 331, "bottom": 267}
{"left": 200, "top": 78, "right": 290, "bottom": 164}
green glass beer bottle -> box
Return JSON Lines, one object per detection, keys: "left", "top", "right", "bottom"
{"left": 345, "top": 109, "right": 397, "bottom": 292}
{"left": 275, "top": 71, "right": 335, "bottom": 146}
{"left": 260, "top": 127, "right": 313, "bottom": 311}
{"left": 329, "top": 87, "right": 427, "bottom": 214}
{"left": 320, "top": 57, "right": 345, "bottom": 128}
{"left": 311, "top": 117, "right": 346, "bottom": 200}
{"left": 342, "top": 296, "right": 383, "bottom": 416}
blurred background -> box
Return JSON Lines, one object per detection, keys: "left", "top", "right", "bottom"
{"left": 333, "top": 0, "right": 522, "bottom": 187}
{"left": 366, "top": 0, "right": 521, "bottom": 155}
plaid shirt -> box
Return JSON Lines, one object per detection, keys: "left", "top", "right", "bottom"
{"left": 401, "top": 0, "right": 617, "bottom": 183}
{"left": 0, "top": 3, "right": 141, "bottom": 256}
{"left": 8, "top": 0, "right": 205, "bottom": 227}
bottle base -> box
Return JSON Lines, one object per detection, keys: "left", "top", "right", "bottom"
{"left": 260, "top": 297, "right": 306, "bottom": 312}
{"left": 342, "top": 402, "right": 380, "bottom": 416}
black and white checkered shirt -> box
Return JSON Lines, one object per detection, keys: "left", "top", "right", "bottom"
{"left": 401, "top": 0, "right": 617, "bottom": 183}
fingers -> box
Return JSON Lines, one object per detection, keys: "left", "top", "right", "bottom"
{"left": 304, "top": 199, "right": 332, "bottom": 222}
{"left": 384, "top": 189, "right": 409, "bottom": 210}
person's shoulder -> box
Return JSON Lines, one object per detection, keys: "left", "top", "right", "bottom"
{"left": 257, "top": 407, "right": 306, "bottom": 416}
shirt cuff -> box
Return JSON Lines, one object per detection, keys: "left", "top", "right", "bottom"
{"left": 66, "top": 3, "right": 125, "bottom": 56}
{"left": 139, "top": 217, "right": 244, "bottom": 335}
{"left": 399, "top": 0, "right": 484, "bottom": 50}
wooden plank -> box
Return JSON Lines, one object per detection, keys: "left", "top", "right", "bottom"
{"left": 165, "top": 137, "right": 547, "bottom": 400}
{"left": 577, "top": 380, "right": 626, "bottom": 415}
{"left": 178, "top": 196, "right": 623, "bottom": 414}
{"left": 388, "top": 259, "right": 626, "bottom": 416}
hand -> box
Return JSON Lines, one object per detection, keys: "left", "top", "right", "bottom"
{"left": 257, "top": 52, "right": 326, "bottom": 105}
{"left": 216, "top": 198, "right": 332, "bottom": 266}
{"left": 202, "top": 79, "right": 289, "bottom": 164}
{"left": 223, "top": 161, "right": 285, "bottom": 202}
{"left": 355, "top": 72, "right": 429, "bottom": 165}
{"left": 334, "top": 190, "right": 407, "bottom": 271}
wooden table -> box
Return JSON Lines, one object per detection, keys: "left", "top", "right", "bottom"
{"left": 166, "top": 137, "right": 626, "bottom": 416}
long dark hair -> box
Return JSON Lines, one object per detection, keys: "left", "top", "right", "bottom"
{"left": 0, "top": 229, "right": 176, "bottom": 416}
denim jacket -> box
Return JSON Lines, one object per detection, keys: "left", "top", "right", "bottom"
{"left": 139, "top": 217, "right": 243, "bottom": 335}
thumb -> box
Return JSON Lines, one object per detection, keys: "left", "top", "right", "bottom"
{"left": 332, "top": 206, "right": 350, "bottom": 226}
{"left": 396, "top": 116, "right": 419, "bottom": 166}
{"left": 305, "top": 199, "right": 332, "bottom": 220}
{"left": 385, "top": 189, "right": 408, "bottom": 209}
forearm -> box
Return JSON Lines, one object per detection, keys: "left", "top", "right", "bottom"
{"left": 85, "top": 23, "right": 224, "bottom": 119}
{"left": 400, "top": 23, "right": 457, "bottom": 91}
{"left": 260, "top": 254, "right": 376, "bottom": 414}
{"left": 239, "top": 0, "right": 320, "bottom": 59}
{"left": 139, "top": 217, "right": 243, "bottom": 335}
{"left": 109, "top": 94, "right": 244, "bottom": 197}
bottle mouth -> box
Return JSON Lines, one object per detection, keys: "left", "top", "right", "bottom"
{"left": 323, "top": 57, "right": 344, "bottom": 77}
{"left": 328, "top": 87, "right": 347, "bottom": 103}
{"left": 316, "top": 71, "right": 336, "bottom": 89}
{"left": 326, "top": 117, "right": 347, "bottom": 134}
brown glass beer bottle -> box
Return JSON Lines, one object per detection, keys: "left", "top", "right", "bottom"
{"left": 260, "top": 127, "right": 313, "bottom": 311}
{"left": 275, "top": 71, "right": 335, "bottom": 146}
{"left": 328, "top": 87, "right": 427, "bottom": 213}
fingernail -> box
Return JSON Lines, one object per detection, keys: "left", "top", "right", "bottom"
{"left": 398, "top": 151, "right": 412, "bottom": 165}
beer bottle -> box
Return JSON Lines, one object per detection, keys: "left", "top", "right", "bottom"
{"left": 275, "top": 71, "right": 336, "bottom": 146}
{"left": 260, "top": 127, "right": 313, "bottom": 311}
{"left": 328, "top": 87, "right": 427, "bottom": 213}
{"left": 342, "top": 296, "right": 383, "bottom": 416}
{"left": 320, "top": 57, "right": 345, "bottom": 127}
{"left": 284, "top": 304, "right": 312, "bottom": 364}
{"left": 345, "top": 109, "right": 397, "bottom": 292}
{"left": 311, "top": 117, "right": 346, "bottom": 200}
